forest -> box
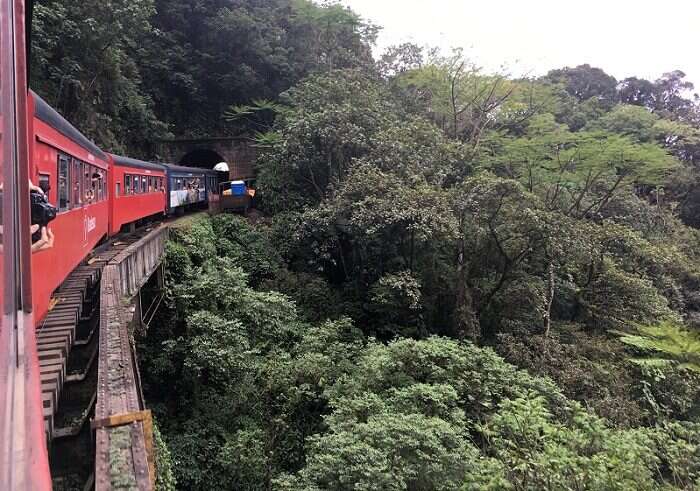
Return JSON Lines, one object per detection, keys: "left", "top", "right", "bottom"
{"left": 32, "top": 0, "right": 700, "bottom": 490}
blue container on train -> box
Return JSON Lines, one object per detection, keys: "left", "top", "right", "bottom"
{"left": 231, "top": 180, "right": 246, "bottom": 196}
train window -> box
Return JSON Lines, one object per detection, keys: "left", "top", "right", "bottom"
{"left": 148, "top": 176, "right": 153, "bottom": 192}
{"left": 98, "top": 169, "right": 105, "bottom": 201}
{"left": 72, "top": 159, "right": 82, "bottom": 207}
{"left": 176, "top": 178, "right": 182, "bottom": 190}
{"left": 83, "top": 164, "right": 92, "bottom": 203}
{"left": 141, "top": 176, "right": 147, "bottom": 193}
{"left": 92, "top": 166, "right": 101, "bottom": 202}
{"left": 125, "top": 174, "right": 132, "bottom": 194}
{"left": 38, "top": 173, "right": 51, "bottom": 201}
{"left": 134, "top": 175, "right": 140, "bottom": 194}
{"left": 116, "top": 182, "right": 121, "bottom": 198}
{"left": 58, "top": 155, "right": 70, "bottom": 211}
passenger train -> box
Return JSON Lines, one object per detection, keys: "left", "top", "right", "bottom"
{"left": 29, "top": 91, "right": 220, "bottom": 322}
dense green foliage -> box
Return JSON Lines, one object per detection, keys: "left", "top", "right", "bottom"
{"left": 141, "top": 216, "right": 700, "bottom": 490}
{"left": 31, "top": 0, "right": 375, "bottom": 154}
{"left": 33, "top": 1, "right": 700, "bottom": 488}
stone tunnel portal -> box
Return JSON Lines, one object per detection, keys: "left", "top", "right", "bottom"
{"left": 155, "top": 137, "right": 257, "bottom": 180}
{"left": 178, "top": 148, "right": 225, "bottom": 169}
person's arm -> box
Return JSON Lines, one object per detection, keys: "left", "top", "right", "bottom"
{"left": 29, "top": 179, "right": 44, "bottom": 195}
{"left": 31, "top": 225, "right": 54, "bottom": 253}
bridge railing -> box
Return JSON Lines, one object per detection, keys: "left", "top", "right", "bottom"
{"left": 94, "top": 224, "right": 169, "bottom": 491}
{"left": 114, "top": 226, "right": 169, "bottom": 298}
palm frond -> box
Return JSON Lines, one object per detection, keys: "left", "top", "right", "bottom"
{"left": 617, "top": 321, "right": 700, "bottom": 373}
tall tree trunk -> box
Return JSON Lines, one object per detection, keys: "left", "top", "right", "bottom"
{"left": 543, "top": 260, "right": 555, "bottom": 337}
{"left": 454, "top": 232, "right": 479, "bottom": 341}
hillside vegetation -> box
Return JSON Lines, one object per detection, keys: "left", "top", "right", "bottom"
{"left": 32, "top": 1, "right": 700, "bottom": 489}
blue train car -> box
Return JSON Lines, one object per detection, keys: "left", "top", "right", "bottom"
{"left": 162, "top": 163, "right": 219, "bottom": 214}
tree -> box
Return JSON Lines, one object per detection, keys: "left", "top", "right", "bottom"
{"left": 142, "top": 0, "right": 377, "bottom": 138}
{"left": 451, "top": 175, "right": 548, "bottom": 339}
{"left": 292, "top": 163, "right": 457, "bottom": 338}
{"left": 543, "top": 64, "right": 618, "bottom": 108}
{"left": 652, "top": 70, "right": 699, "bottom": 122}
{"left": 31, "top": 0, "right": 169, "bottom": 154}
{"left": 486, "top": 120, "right": 679, "bottom": 219}
{"left": 618, "top": 76, "right": 657, "bottom": 108}
{"left": 618, "top": 72, "right": 700, "bottom": 124}
{"left": 256, "top": 70, "right": 398, "bottom": 212}
{"left": 587, "top": 104, "right": 661, "bottom": 143}
{"left": 378, "top": 42, "right": 427, "bottom": 78}
{"left": 393, "top": 49, "right": 523, "bottom": 147}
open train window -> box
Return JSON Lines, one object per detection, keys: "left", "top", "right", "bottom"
{"left": 39, "top": 173, "right": 51, "bottom": 201}
{"left": 141, "top": 176, "right": 147, "bottom": 193}
{"left": 58, "top": 155, "right": 70, "bottom": 211}
{"left": 125, "top": 174, "right": 132, "bottom": 194}
{"left": 72, "top": 159, "right": 82, "bottom": 207}
{"left": 135, "top": 175, "right": 141, "bottom": 194}
{"left": 98, "top": 169, "right": 106, "bottom": 201}
{"left": 148, "top": 176, "right": 153, "bottom": 192}
{"left": 83, "top": 164, "right": 93, "bottom": 203}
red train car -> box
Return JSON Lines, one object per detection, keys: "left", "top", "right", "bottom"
{"left": 29, "top": 91, "right": 109, "bottom": 321}
{"left": 108, "top": 155, "right": 166, "bottom": 235}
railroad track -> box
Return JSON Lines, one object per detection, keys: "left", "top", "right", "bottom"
{"left": 36, "top": 228, "right": 155, "bottom": 489}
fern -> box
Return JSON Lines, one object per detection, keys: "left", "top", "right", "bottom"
{"left": 223, "top": 104, "right": 255, "bottom": 122}
{"left": 223, "top": 99, "right": 284, "bottom": 123}
{"left": 616, "top": 321, "right": 700, "bottom": 373}
{"left": 252, "top": 131, "right": 283, "bottom": 148}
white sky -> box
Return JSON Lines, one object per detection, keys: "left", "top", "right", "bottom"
{"left": 342, "top": 0, "right": 700, "bottom": 90}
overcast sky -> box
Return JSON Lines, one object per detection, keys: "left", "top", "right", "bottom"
{"left": 342, "top": 0, "right": 700, "bottom": 89}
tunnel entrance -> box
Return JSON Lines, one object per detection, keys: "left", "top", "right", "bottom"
{"left": 178, "top": 148, "right": 225, "bottom": 169}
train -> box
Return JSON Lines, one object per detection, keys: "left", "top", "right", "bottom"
{"left": 29, "top": 90, "right": 220, "bottom": 322}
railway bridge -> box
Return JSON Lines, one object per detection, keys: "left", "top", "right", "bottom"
{"left": 41, "top": 222, "right": 174, "bottom": 490}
